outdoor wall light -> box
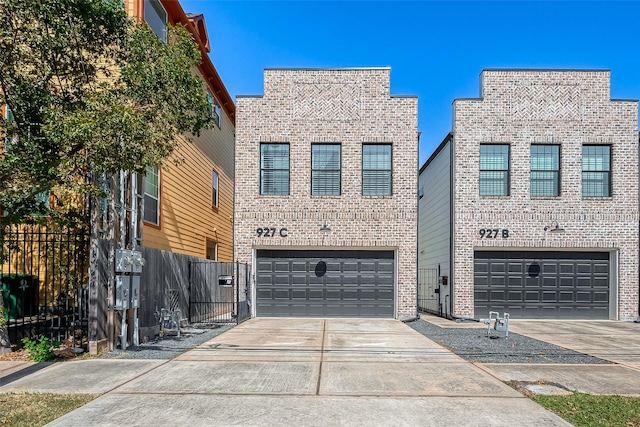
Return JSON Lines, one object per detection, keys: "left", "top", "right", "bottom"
{"left": 320, "top": 223, "right": 331, "bottom": 232}
{"left": 544, "top": 221, "right": 565, "bottom": 234}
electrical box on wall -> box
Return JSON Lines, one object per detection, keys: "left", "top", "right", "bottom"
{"left": 116, "top": 249, "right": 145, "bottom": 273}
{"left": 130, "top": 277, "right": 140, "bottom": 309}
{"left": 115, "top": 275, "right": 141, "bottom": 310}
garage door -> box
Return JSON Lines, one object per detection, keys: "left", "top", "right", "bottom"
{"left": 256, "top": 249, "right": 394, "bottom": 317}
{"left": 474, "top": 251, "right": 610, "bottom": 319}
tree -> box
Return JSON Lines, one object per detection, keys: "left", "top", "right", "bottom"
{"left": 0, "top": 0, "right": 212, "bottom": 225}
{"left": 0, "top": 0, "right": 213, "bottom": 352}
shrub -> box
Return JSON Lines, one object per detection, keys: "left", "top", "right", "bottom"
{"left": 21, "top": 336, "right": 61, "bottom": 362}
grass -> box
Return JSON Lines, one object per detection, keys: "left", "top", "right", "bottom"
{"left": 533, "top": 393, "right": 640, "bottom": 427}
{"left": 508, "top": 382, "right": 640, "bottom": 427}
{"left": 0, "top": 392, "right": 99, "bottom": 426}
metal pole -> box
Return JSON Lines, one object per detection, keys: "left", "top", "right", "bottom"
{"left": 131, "top": 173, "right": 138, "bottom": 251}
{"left": 188, "top": 261, "right": 192, "bottom": 323}
{"left": 236, "top": 260, "right": 239, "bottom": 324}
{"left": 119, "top": 171, "right": 125, "bottom": 250}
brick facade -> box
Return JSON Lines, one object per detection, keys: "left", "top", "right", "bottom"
{"left": 235, "top": 68, "right": 418, "bottom": 318}
{"left": 453, "top": 70, "right": 639, "bottom": 320}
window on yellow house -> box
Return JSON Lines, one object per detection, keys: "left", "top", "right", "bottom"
{"left": 3, "top": 104, "right": 13, "bottom": 150}
{"left": 144, "top": 0, "right": 167, "bottom": 42}
{"left": 207, "top": 90, "right": 221, "bottom": 128}
{"left": 144, "top": 166, "right": 160, "bottom": 225}
{"left": 212, "top": 170, "right": 219, "bottom": 208}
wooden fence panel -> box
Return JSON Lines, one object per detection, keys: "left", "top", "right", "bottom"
{"left": 89, "top": 238, "right": 110, "bottom": 344}
{"left": 89, "top": 243, "right": 251, "bottom": 344}
{"left": 138, "top": 247, "right": 201, "bottom": 337}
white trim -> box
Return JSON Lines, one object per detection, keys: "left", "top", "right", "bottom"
{"left": 143, "top": 166, "right": 160, "bottom": 225}
{"left": 212, "top": 170, "right": 219, "bottom": 208}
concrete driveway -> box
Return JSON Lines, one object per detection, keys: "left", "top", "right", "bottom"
{"left": 39, "top": 318, "right": 569, "bottom": 426}
{"left": 424, "top": 314, "right": 640, "bottom": 395}
{"left": 508, "top": 320, "right": 640, "bottom": 368}
{"left": 478, "top": 319, "right": 640, "bottom": 396}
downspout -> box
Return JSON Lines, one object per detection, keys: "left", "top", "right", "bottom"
{"left": 403, "top": 129, "right": 422, "bottom": 324}
{"left": 637, "top": 132, "right": 640, "bottom": 323}
{"left": 413, "top": 131, "right": 422, "bottom": 321}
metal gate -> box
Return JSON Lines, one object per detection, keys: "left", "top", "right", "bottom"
{"left": 417, "top": 268, "right": 440, "bottom": 315}
{"left": 1, "top": 225, "right": 89, "bottom": 345}
{"left": 188, "top": 260, "right": 250, "bottom": 324}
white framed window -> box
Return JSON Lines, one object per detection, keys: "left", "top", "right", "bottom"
{"left": 531, "top": 144, "right": 560, "bottom": 197}
{"left": 480, "top": 144, "right": 510, "bottom": 196}
{"left": 260, "top": 143, "right": 289, "bottom": 196}
{"left": 362, "top": 144, "right": 392, "bottom": 196}
{"left": 311, "top": 144, "right": 341, "bottom": 196}
{"left": 144, "top": 0, "right": 167, "bottom": 42}
{"left": 144, "top": 166, "right": 160, "bottom": 225}
{"left": 212, "top": 170, "right": 219, "bottom": 208}
{"left": 207, "top": 90, "right": 221, "bottom": 128}
{"left": 582, "top": 145, "right": 611, "bottom": 197}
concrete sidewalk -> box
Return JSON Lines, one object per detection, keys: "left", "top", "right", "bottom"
{"left": 1, "top": 318, "right": 570, "bottom": 426}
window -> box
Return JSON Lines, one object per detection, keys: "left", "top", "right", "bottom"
{"left": 3, "top": 104, "right": 13, "bottom": 150}
{"left": 479, "top": 144, "right": 509, "bottom": 196}
{"left": 212, "top": 170, "right": 219, "bottom": 208}
{"left": 362, "top": 144, "right": 392, "bottom": 196}
{"left": 207, "top": 90, "right": 221, "bottom": 128}
{"left": 311, "top": 144, "right": 341, "bottom": 196}
{"left": 531, "top": 145, "right": 560, "bottom": 197}
{"left": 260, "top": 144, "right": 289, "bottom": 195}
{"left": 36, "top": 192, "right": 50, "bottom": 209}
{"left": 419, "top": 186, "right": 424, "bottom": 199}
{"left": 582, "top": 145, "right": 611, "bottom": 197}
{"left": 144, "top": 166, "right": 160, "bottom": 224}
{"left": 206, "top": 240, "right": 217, "bottom": 260}
{"left": 144, "top": 0, "right": 167, "bottom": 42}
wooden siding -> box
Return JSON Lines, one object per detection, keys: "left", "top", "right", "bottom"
{"left": 142, "top": 109, "right": 235, "bottom": 261}
{"left": 125, "top": 0, "right": 236, "bottom": 261}
{"left": 418, "top": 139, "right": 451, "bottom": 275}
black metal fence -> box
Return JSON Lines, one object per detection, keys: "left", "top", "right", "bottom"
{"left": 417, "top": 268, "right": 440, "bottom": 315}
{"left": 1, "top": 225, "right": 89, "bottom": 345}
{"left": 189, "top": 260, "right": 250, "bottom": 324}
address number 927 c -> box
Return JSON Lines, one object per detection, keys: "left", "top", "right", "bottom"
{"left": 256, "top": 227, "right": 288, "bottom": 238}
{"left": 479, "top": 229, "right": 509, "bottom": 239}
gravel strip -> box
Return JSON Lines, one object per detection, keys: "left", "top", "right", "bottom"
{"left": 407, "top": 318, "right": 610, "bottom": 364}
{"left": 100, "top": 318, "right": 610, "bottom": 364}
{"left": 100, "top": 323, "right": 235, "bottom": 360}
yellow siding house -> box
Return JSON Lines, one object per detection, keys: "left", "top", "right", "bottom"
{"left": 127, "top": 0, "right": 236, "bottom": 261}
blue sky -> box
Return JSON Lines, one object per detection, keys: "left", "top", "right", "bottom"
{"left": 179, "top": 0, "right": 640, "bottom": 165}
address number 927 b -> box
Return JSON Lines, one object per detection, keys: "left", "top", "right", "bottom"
{"left": 479, "top": 229, "right": 509, "bottom": 239}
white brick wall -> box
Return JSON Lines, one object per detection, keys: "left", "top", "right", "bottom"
{"left": 452, "top": 70, "right": 639, "bottom": 320}
{"left": 235, "top": 68, "right": 419, "bottom": 318}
